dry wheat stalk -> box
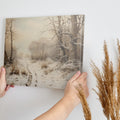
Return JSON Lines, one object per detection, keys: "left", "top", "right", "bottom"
{"left": 91, "top": 40, "right": 120, "bottom": 120}
{"left": 117, "top": 40, "right": 120, "bottom": 103}
{"left": 76, "top": 84, "right": 91, "bottom": 120}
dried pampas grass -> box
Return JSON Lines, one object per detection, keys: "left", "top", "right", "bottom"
{"left": 76, "top": 84, "right": 91, "bottom": 120}
{"left": 91, "top": 40, "right": 120, "bottom": 120}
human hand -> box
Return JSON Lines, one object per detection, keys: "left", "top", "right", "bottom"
{"left": 63, "top": 71, "right": 89, "bottom": 107}
{"left": 0, "top": 67, "right": 14, "bottom": 97}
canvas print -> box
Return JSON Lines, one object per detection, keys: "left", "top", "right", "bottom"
{"left": 4, "top": 15, "right": 84, "bottom": 89}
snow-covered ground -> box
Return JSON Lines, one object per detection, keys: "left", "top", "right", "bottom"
{"left": 5, "top": 58, "right": 79, "bottom": 89}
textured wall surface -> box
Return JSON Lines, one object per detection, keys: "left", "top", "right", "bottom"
{"left": 0, "top": 0, "right": 120, "bottom": 120}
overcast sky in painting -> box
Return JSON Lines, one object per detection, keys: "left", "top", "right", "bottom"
{"left": 5, "top": 15, "right": 83, "bottom": 58}
{"left": 11, "top": 16, "right": 57, "bottom": 55}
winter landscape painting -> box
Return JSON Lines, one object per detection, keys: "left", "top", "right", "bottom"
{"left": 4, "top": 15, "right": 84, "bottom": 89}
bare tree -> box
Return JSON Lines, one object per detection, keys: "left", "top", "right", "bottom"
{"left": 70, "top": 15, "right": 84, "bottom": 69}
{"left": 4, "top": 51, "right": 9, "bottom": 65}
{"left": 10, "top": 19, "right": 14, "bottom": 63}
{"left": 48, "top": 15, "right": 84, "bottom": 66}
{"left": 71, "top": 15, "right": 78, "bottom": 60}
{"left": 49, "top": 16, "right": 70, "bottom": 62}
{"left": 71, "top": 15, "right": 84, "bottom": 59}
{"left": 5, "top": 18, "right": 15, "bottom": 64}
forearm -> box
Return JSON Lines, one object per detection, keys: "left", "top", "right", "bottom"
{"left": 34, "top": 96, "right": 76, "bottom": 120}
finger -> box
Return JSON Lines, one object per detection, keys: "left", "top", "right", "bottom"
{"left": 6, "top": 84, "right": 14, "bottom": 88}
{"left": 70, "top": 71, "right": 81, "bottom": 82}
{"left": 5, "top": 85, "right": 10, "bottom": 91}
{"left": 0, "top": 67, "right": 6, "bottom": 80}
{"left": 0, "top": 67, "right": 2, "bottom": 78}
{"left": 77, "top": 72, "right": 87, "bottom": 82}
{"left": 0, "top": 67, "right": 6, "bottom": 92}
{"left": 77, "top": 77, "right": 87, "bottom": 85}
{"left": 0, "top": 67, "right": 1, "bottom": 73}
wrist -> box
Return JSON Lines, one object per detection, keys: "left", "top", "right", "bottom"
{"left": 57, "top": 96, "right": 76, "bottom": 116}
{"left": 61, "top": 95, "right": 79, "bottom": 109}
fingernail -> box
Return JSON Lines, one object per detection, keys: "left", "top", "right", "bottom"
{"left": 10, "top": 85, "right": 14, "bottom": 88}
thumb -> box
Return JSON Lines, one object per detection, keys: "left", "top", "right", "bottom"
{"left": 0, "top": 67, "right": 6, "bottom": 95}
{"left": 0, "top": 67, "right": 6, "bottom": 83}
{"left": 70, "top": 71, "right": 81, "bottom": 82}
